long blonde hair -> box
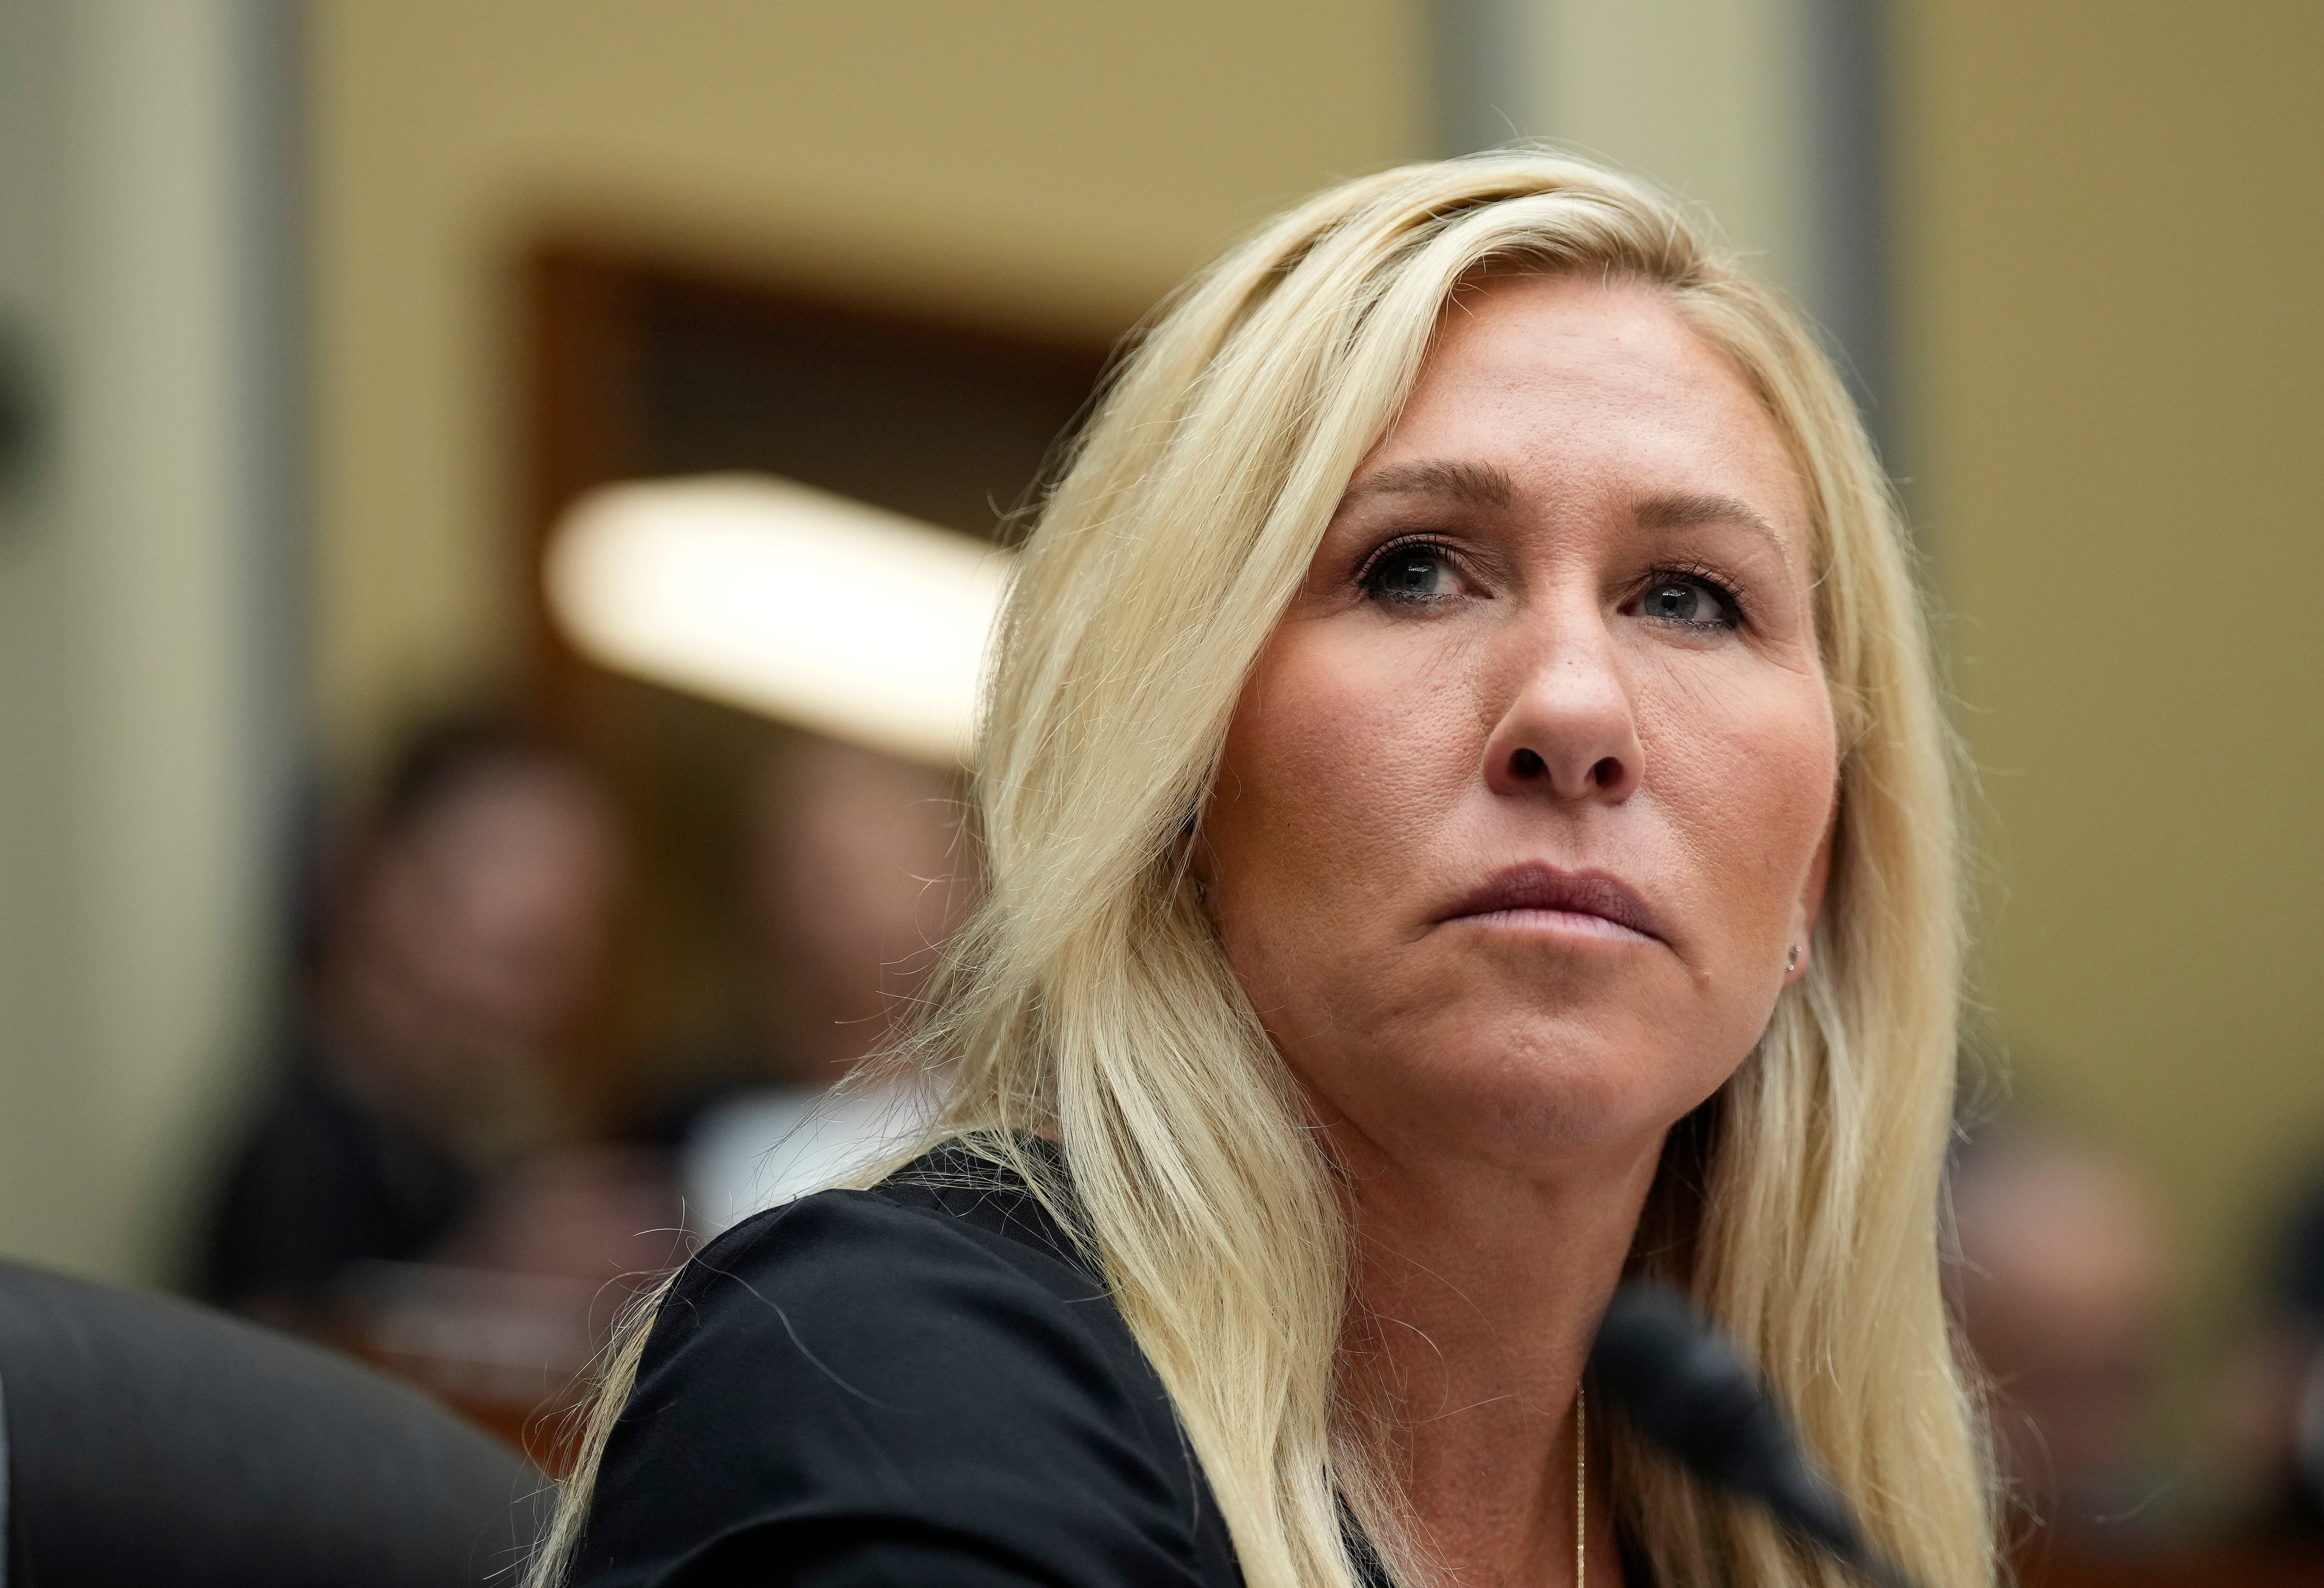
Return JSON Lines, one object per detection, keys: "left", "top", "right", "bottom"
{"left": 535, "top": 151, "right": 1990, "bottom": 1588}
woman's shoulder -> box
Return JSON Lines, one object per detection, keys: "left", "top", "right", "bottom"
{"left": 674, "top": 1138, "right": 1104, "bottom": 1316}
{"left": 622, "top": 1142, "right": 1139, "bottom": 1425}
{"left": 577, "top": 1141, "right": 1240, "bottom": 1586}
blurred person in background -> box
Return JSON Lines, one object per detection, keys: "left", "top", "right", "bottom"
{"left": 201, "top": 717, "right": 672, "bottom": 1337}
{"left": 1948, "top": 1122, "right": 2178, "bottom": 1584}
{"left": 675, "top": 738, "right": 967, "bottom": 1237}
{"left": 2264, "top": 1186, "right": 2324, "bottom": 1536}
{"left": 2204, "top": 1169, "right": 2324, "bottom": 1574}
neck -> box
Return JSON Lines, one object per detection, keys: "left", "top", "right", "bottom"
{"left": 1335, "top": 1127, "right": 1664, "bottom": 1587}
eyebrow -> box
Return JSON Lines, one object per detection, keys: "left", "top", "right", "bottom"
{"left": 1339, "top": 464, "right": 1792, "bottom": 556}
{"left": 1339, "top": 458, "right": 1516, "bottom": 508}
{"left": 1635, "top": 491, "right": 1791, "bottom": 555}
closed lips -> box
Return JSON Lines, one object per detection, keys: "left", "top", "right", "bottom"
{"left": 1440, "top": 864, "right": 1663, "bottom": 942}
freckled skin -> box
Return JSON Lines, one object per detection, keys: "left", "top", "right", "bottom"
{"left": 1198, "top": 274, "right": 1838, "bottom": 1183}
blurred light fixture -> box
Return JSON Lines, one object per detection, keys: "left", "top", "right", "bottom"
{"left": 545, "top": 474, "right": 1011, "bottom": 765}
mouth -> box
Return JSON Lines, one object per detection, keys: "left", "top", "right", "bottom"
{"left": 1437, "top": 862, "right": 1664, "bottom": 944}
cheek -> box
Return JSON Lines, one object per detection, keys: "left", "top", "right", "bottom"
{"left": 1636, "top": 658, "right": 1836, "bottom": 945}
{"left": 1205, "top": 630, "right": 1475, "bottom": 991}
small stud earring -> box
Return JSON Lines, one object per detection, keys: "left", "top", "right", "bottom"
{"left": 1785, "top": 944, "right": 1801, "bottom": 974}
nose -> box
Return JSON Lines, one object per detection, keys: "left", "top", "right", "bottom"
{"left": 1481, "top": 609, "right": 1643, "bottom": 804}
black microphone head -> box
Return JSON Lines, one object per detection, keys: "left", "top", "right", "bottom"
{"left": 1589, "top": 1283, "right": 1863, "bottom": 1563}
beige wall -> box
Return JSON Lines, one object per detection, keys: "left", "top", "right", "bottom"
{"left": 309, "top": 0, "right": 1428, "bottom": 780}
{"left": 0, "top": 0, "right": 287, "bottom": 1284}
{"left": 1897, "top": 0, "right": 2324, "bottom": 1359}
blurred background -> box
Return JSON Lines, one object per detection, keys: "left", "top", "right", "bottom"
{"left": 0, "top": 0, "right": 2316, "bottom": 1579}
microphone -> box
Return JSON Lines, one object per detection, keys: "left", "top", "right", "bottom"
{"left": 1587, "top": 1283, "right": 1922, "bottom": 1588}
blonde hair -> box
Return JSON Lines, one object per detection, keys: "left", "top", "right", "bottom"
{"left": 535, "top": 151, "right": 1990, "bottom": 1588}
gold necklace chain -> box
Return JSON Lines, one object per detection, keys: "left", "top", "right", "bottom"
{"left": 1575, "top": 1383, "right": 1587, "bottom": 1588}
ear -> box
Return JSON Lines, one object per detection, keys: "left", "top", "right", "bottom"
{"left": 1783, "top": 811, "right": 1837, "bottom": 985}
{"left": 1175, "top": 807, "right": 1214, "bottom": 894}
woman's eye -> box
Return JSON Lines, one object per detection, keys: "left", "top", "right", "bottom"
{"left": 1637, "top": 576, "right": 1738, "bottom": 630}
{"left": 1362, "top": 543, "right": 1464, "bottom": 605}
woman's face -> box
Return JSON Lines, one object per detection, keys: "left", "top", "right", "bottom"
{"left": 1199, "top": 273, "right": 1837, "bottom": 1179}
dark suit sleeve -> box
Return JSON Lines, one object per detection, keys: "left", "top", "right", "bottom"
{"left": 573, "top": 1191, "right": 1224, "bottom": 1588}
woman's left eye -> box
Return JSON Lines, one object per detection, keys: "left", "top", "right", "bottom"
{"left": 1634, "top": 574, "right": 1740, "bottom": 630}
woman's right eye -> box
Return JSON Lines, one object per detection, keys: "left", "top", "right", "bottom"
{"left": 1361, "top": 541, "right": 1466, "bottom": 606}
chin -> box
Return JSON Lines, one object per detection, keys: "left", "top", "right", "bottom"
{"left": 1319, "top": 1009, "right": 1735, "bottom": 1180}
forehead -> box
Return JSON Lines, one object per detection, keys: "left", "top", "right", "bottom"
{"left": 1365, "top": 273, "right": 1808, "bottom": 538}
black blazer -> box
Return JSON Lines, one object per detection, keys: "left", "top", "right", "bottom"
{"left": 574, "top": 1144, "right": 1248, "bottom": 1586}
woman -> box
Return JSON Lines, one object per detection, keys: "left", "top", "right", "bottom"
{"left": 536, "top": 152, "right": 1992, "bottom": 1588}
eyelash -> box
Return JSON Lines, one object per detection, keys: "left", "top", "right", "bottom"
{"left": 1643, "top": 561, "right": 1751, "bottom": 629}
{"left": 1354, "top": 535, "right": 1469, "bottom": 604}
